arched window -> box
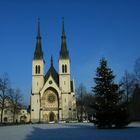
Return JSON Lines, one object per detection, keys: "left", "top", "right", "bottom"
{"left": 35, "top": 65, "right": 40, "bottom": 74}
{"left": 35, "top": 65, "right": 38, "bottom": 74}
{"left": 65, "top": 65, "right": 67, "bottom": 73}
{"left": 62, "top": 65, "right": 65, "bottom": 73}
{"left": 38, "top": 65, "right": 40, "bottom": 74}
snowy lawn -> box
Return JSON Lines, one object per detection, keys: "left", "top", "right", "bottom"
{"left": 0, "top": 122, "right": 140, "bottom": 140}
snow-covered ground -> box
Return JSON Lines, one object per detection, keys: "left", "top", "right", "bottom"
{"left": 0, "top": 122, "right": 140, "bottom": 140}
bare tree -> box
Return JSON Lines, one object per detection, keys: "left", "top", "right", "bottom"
{"left": 82, "top": 92, "right": 95, "bottom": 121}
{"left": 121, "top": 58, "right": 140, "bottom": 102}
{"left": 76, "top": 83, "right": 87, "bottom": 121}
{"left": 120, "top": 58, "right": 140, "bottom": 120}
{"left": 9, "top": 88, "right": 23, "bottom": 123}
{"left": 120, "top": 71, "right": 136, "bottom": 102}
{"left": 0, "top": 74, "right": 10, "bottom": 123}
{"left": 134, "top": 57, "right": 140, "bottom": 84}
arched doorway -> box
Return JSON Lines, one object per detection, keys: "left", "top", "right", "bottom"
{"left": 49, "top": 112, "right": 55, "bottom": 122}
{"left": 20, "top": 115, "right": 27, "bottom": 123}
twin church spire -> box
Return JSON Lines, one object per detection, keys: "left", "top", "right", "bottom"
{"left": 33, "top": 18, "right": 43, "bottom": 60}
{"left": 33, "top": 17, "right": 69, "bottom": 60}
{"left": 59, "top": 17, "right": 69, "bottom": 59}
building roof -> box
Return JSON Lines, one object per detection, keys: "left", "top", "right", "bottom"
{"left": 44, "top": 56, "right": 59, "bottom": 85}
{"left": 59, "top": 18, "right": 69, "bottom": 59}
{"left": 33, "top": 18, "right": 43, "bottom": 60}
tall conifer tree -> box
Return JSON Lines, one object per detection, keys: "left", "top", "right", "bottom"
{"left": 93, "top": 58, "right": 130, "bottom": 128}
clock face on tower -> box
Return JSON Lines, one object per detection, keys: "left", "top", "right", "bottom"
{"left": 48, "top": 94, "right": 55, "bottom": 103}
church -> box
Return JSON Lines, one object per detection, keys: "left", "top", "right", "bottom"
{"left": 31, "top": 18, "right": 77, "bottom": 123}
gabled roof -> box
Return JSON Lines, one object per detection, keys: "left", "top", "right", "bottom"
{"left": 44, "top": 56, "right": 59, "bottom": 85}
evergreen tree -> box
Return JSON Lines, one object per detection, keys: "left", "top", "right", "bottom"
{"left": 92, "top": 58, "right": 130, "bottom": 128}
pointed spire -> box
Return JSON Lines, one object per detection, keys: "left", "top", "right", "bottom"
{"left": 51, "top": 55, "right": 53, "bottom": 67}
{"left": 33, "top": 17, "right": 43, "bottom": 60}
{"left": 37, "top": 17, "right": 41, "bottom": 38}
{"left": 62, "top": 17, "right": 65, "bottom": 37}
{"left": 59, "top": 17, "right": 69, "bottom": 59}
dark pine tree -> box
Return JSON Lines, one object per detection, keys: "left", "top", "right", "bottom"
{"left": 93, "top": 58, "right": 130, "bottom": 128}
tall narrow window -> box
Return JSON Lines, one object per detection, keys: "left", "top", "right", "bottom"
{"left": 38, "top": 65, "right": 40, "bottom": 74}
{"left": 62, "top": 65, "right": 65, "bottom": 73}
{"left": 65, "top": 65, "right": 67, "bottom": 73}
{"left": 35, "top": 65, "right": 38, "bottom": 74}
{"left": 35, "top": 65, "right": 40, "bottom": 74}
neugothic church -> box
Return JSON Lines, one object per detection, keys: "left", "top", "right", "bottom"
{"left": 31, "top": 19, "right": 77, "bottom": 123}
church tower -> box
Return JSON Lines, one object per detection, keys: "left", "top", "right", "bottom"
{"left": 31, "top": 18, "right": 44, "bottom": 122}
{"left": 59, "top": 18, "right": 71, "bottom": 120}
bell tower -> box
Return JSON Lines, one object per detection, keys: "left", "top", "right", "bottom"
{"left": 31, "top": 18, "right": 44, "bottom": 122}
{"left": 59, "top": 18, "right": 71, "bottom": 120}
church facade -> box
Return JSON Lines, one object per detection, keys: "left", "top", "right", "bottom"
{"left": 31, "top": 19, "right": 77, "bottom": 123}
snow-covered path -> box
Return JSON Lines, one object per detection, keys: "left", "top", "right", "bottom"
{"left": 0, "top": 122, "right": 140, "bottom": 140}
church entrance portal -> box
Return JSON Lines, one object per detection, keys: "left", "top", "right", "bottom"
{"left": 49, "top": 112, "right": 55, "bottom": 122}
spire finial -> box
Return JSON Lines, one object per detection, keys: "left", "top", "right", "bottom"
{"left": 62, "top": 17, "right": 65, "bottom": 36}
{"left": 37, "top": 17, "right": 40, "bottom": 37}
{"left": 51, "top": 55, "right": 53, "bottom": 66}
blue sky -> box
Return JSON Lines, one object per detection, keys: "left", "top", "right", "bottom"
{"left": 0, "top": 0, "right": 140, "bottom": 104}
